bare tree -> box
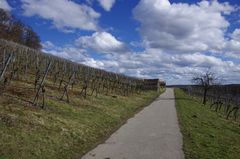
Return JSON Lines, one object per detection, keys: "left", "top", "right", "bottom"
{"left": 0, "top": 8, "right": 42, "bottom": 50}
{"left": 22, "top": 25, "right": 42, "bottom": 50}
{"left": 192, "top": 71, "right": 218, "bottom": 105}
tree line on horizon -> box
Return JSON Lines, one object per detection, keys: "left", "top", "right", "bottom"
{"left": 0, "top": 8, "right": 41, "bottom": 50}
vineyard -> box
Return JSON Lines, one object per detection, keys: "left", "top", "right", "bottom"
{"left": 182, "top": 85, "right": 240, "bottom": 122}
{"left": 0, "top": 39, "right": 164, "bottom": 108}
{"left": 0, "top": 39, "right": 165, "bottom": 159}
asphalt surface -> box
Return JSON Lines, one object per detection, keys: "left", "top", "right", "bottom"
{"left": 81, "top": 88, "right": 184, "bottom": 159}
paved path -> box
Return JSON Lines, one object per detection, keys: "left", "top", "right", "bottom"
{"left": 82, "top": 88, "right": 184, "bottom": 159}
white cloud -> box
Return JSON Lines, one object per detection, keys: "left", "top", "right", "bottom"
{"left": 133, "top": 0, "right": 235, "bottom": 53}
{"left": 226, "top": 39, "right": 240, "bottom": 52}
{"left": 97, "top": 0, "right": 116, "bottom": 11}
{"left": 122, "top": 0, "right": 240, "bottom": 84}
{"left": 75, "top": 31, "right": 127, "bottom": 54}
{"left": 42, "top": 39, "right": 240, "bottom": 85}
{"left": 224, "top": 28, "right": 240, "bottom": 55}
{"left": 21, "top": 0, "right": 100, "bottom": 32}
{"left": 42, "top": 41, "right": 55, "bottom": 49}
{"left": 100, "top": 49, "right": 240, "bottom": 84}
{"left": 225, "top": 53, "right": 240, "bottom": 59}
{"left": 0, "top": 0, "right": 11, "bottom": 11}
{"left": 43, "top": 43, "right": 104, "bottom": 68}
{"left": 231, "top": 28, "right": 240, "bottom": 41}
{"left": 39, "top": 0, "right": 240, "bottom": 85}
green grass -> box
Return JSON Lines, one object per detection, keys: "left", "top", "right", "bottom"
{"left": 0, "top": 86, "right": 163, "bottom": 159}
{"left": 175, "top": 89, "right": 240, "bottom": 159}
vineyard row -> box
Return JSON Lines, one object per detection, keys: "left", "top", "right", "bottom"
{"left": 0, "top": 39, "right": 165, "bottom": 108}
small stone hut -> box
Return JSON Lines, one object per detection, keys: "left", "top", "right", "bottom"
{"left": 143, "top": 79, "right": 166, "bottom": 92}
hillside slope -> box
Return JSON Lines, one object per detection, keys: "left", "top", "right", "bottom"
{"left": 0, "top": 87, "right": 160, "bottom": 159}
{"left": 0, "top": 40, "right": 163, "bottom": 159}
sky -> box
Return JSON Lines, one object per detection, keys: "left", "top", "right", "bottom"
{"left": 1, "top": 0, "right": 240, "bottom": 85}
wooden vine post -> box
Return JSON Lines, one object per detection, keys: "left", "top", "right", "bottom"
{"left": 0, "top": 53, "right": 13, "bottom": 82}
{"left": 60, "top": 71, "right": 75, "bottom": 103}
{"left": 32, "top": 61, "right": 52, "bottom": 107}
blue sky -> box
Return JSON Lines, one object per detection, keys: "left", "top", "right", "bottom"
{"left": 1, "top": 0, "right": 240, "bottom": 84}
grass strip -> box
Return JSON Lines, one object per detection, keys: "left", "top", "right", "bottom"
{"left": 0, "top": 89, "right": 163, "bottom": 159}
{"left": 175, "top": 89, "right": 240, "bottom": 159}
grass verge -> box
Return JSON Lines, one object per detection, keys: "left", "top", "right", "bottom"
{"left": 0, "top": 89, "right": 163, "bottom": 159}
{"left": 175, "top": 88, "right": 240, "bottom": 159}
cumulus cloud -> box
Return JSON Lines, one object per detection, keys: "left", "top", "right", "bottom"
{"left": 21, "top": 0, "right": 100, "bottom": 32}
{"left": 231, "top": 28, "right": 240, "bottom": 41}
{"left": 118, "top": 0, "right": 240, "bottom": 84}
{"left": 42, "top": 41, "right": 55, "bottom": 49}
{"left": 75, "top": 31, "right": 127, "bottom": 54}
{"left": 133, "top": 0, "right": 235, "bottom": 53}
{"left": 0, "top": 0, "right": 11, "bottom": 10}
{"left": 224, "top": 28, "right": 240, "bottom": 54}
{"left": 100, "top": 49, "right": 240, "bottom": 84}
{"left": 97, "top": 0, "right": 116, "bottom": 11}
{"left": 42, "top": 39, "right": 240, "bottom": 85}
{"left": 42, "top": 41, "right": 104, "bottom": 68}
{"left": 40, "top": 0, "right": 240, "bottom": 85}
